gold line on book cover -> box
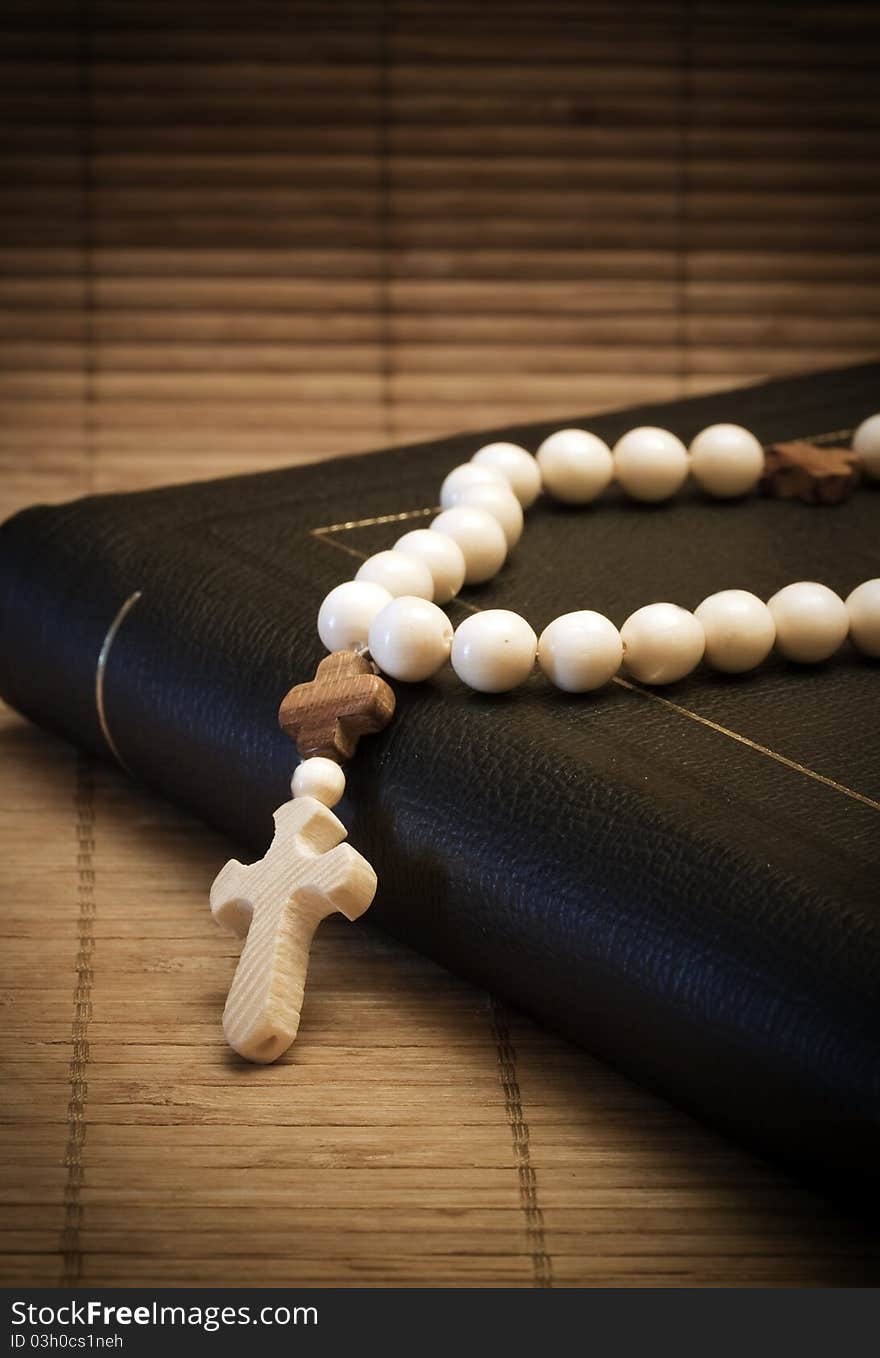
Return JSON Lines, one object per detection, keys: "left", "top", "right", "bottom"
{"left": 612, "top": 677, "right": 880, "bottom": 813}
{"left": 309, "top": 494, "right": 877, "bottom": 815}
{"left": 94, "top": 590, "right": 142, "bottom": 775}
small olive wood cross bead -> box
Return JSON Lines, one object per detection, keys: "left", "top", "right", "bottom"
{"left": 762, "top": 440, "right": 861, "bottom": 504}
{"left": 278, "top": 650, "right": 395, "bottom": 762}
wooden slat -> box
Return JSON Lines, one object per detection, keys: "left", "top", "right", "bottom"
{"left": 7, "top": 152, "right": 880, "bottom": 193}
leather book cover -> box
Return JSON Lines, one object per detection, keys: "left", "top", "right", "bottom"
{"left": 1, "top": 363, "right": 878, "bottom": 1197}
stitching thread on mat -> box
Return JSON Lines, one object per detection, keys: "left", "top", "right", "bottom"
{"left": 490, "top": 998, "right": 553, "bottom": 1288}
{"left": 59, "top": 753, "right": 96, "bottom": 1286}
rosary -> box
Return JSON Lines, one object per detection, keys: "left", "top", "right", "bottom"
{"left": 209, "top": 413, "right": 880, "bottom": 1064}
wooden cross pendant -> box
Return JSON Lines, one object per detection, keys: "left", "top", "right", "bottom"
{"left": 279, "top": 650, "right": 395, "bottom": 761}
{"left": 210, "top": 797, "right": 377, "bottom": 1063}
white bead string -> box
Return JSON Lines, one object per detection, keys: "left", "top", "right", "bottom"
{"left": 312, "top": 415, "right": 880, "bottom": 705}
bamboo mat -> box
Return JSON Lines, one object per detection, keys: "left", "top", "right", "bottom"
{"left": 2, "top": 0, "right": 880, "bottom": 1288}
{"left": 3, "top": 0, "right": 880, "bottom": 495}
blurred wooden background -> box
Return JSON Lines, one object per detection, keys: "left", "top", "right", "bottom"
{"left": 2, "top": 0, "right": 879, "bottom": 514}
{"left": 1, "top": 0, "right": 879, "bottom": 1288}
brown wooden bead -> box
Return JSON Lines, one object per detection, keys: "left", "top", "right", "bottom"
{"left": 761, "top": 440, "right": 861, "bottom": 505}
{"left": 278, "top": 651, "right": 395, "bottom": 762}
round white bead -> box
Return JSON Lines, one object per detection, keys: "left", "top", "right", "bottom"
{"left": 620, "top": 603, "right": 705, "bottom": 684}
{"left": 537, "top": 610, "right": 622, "bottom": 692}
{"left": 689, "top": 423, "right": 765, "bottom": 498}
{"left": 853, "top": 412, "right": 880, "bottom": 479}
{"left": 393, "top": 528, "right": 466, "bottom": 605}
{"left": 767, "top": 581, "right": 849, "bottom": 663}
{"left": 471, "top": 441, "right": 542, "bottom": 508}
{"left": 291, "top": 756, "right": 345, "bottom": 808}
{"left": 455, "top": 481, "right": 524, "bottom": 547}
{"left": 613, "top": 426, "right": 690, "bottom": 502}
{"left": 430, "top": 506, "right": 508, "bottom": 585}
{"left": 693, "top": 589, "right": 776, "bottom": 673}
{"left": 355, "top": 549, "right": 434, "bottom": 600}
{"left": 368, "top": 595, "right": 454, "bottom": 682}
{"left": 451, "top": 609, "right": 537, "bottom": 693}
{"left": 317, "top": 580, "right": 393, "bottom": 652}
{"left": 536, "top": 428, "right": 614, "bottom": 504}
{"left": 846, "top": 578, "right": 880, "bottom": 658}
{"left": 439, "top": 462, "right": 506, "bottom": 510}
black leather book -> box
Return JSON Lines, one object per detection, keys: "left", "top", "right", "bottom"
{"left": 1, "top": 364, "right": 878, "bottom": 1196}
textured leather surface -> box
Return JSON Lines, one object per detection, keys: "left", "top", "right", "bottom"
{"left": 1, "top": 363, "right": 878, "bottom": 1194}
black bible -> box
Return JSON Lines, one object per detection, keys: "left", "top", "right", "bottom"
{"left": 1, "top": 363, "right": 878, "bottom": 1196}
